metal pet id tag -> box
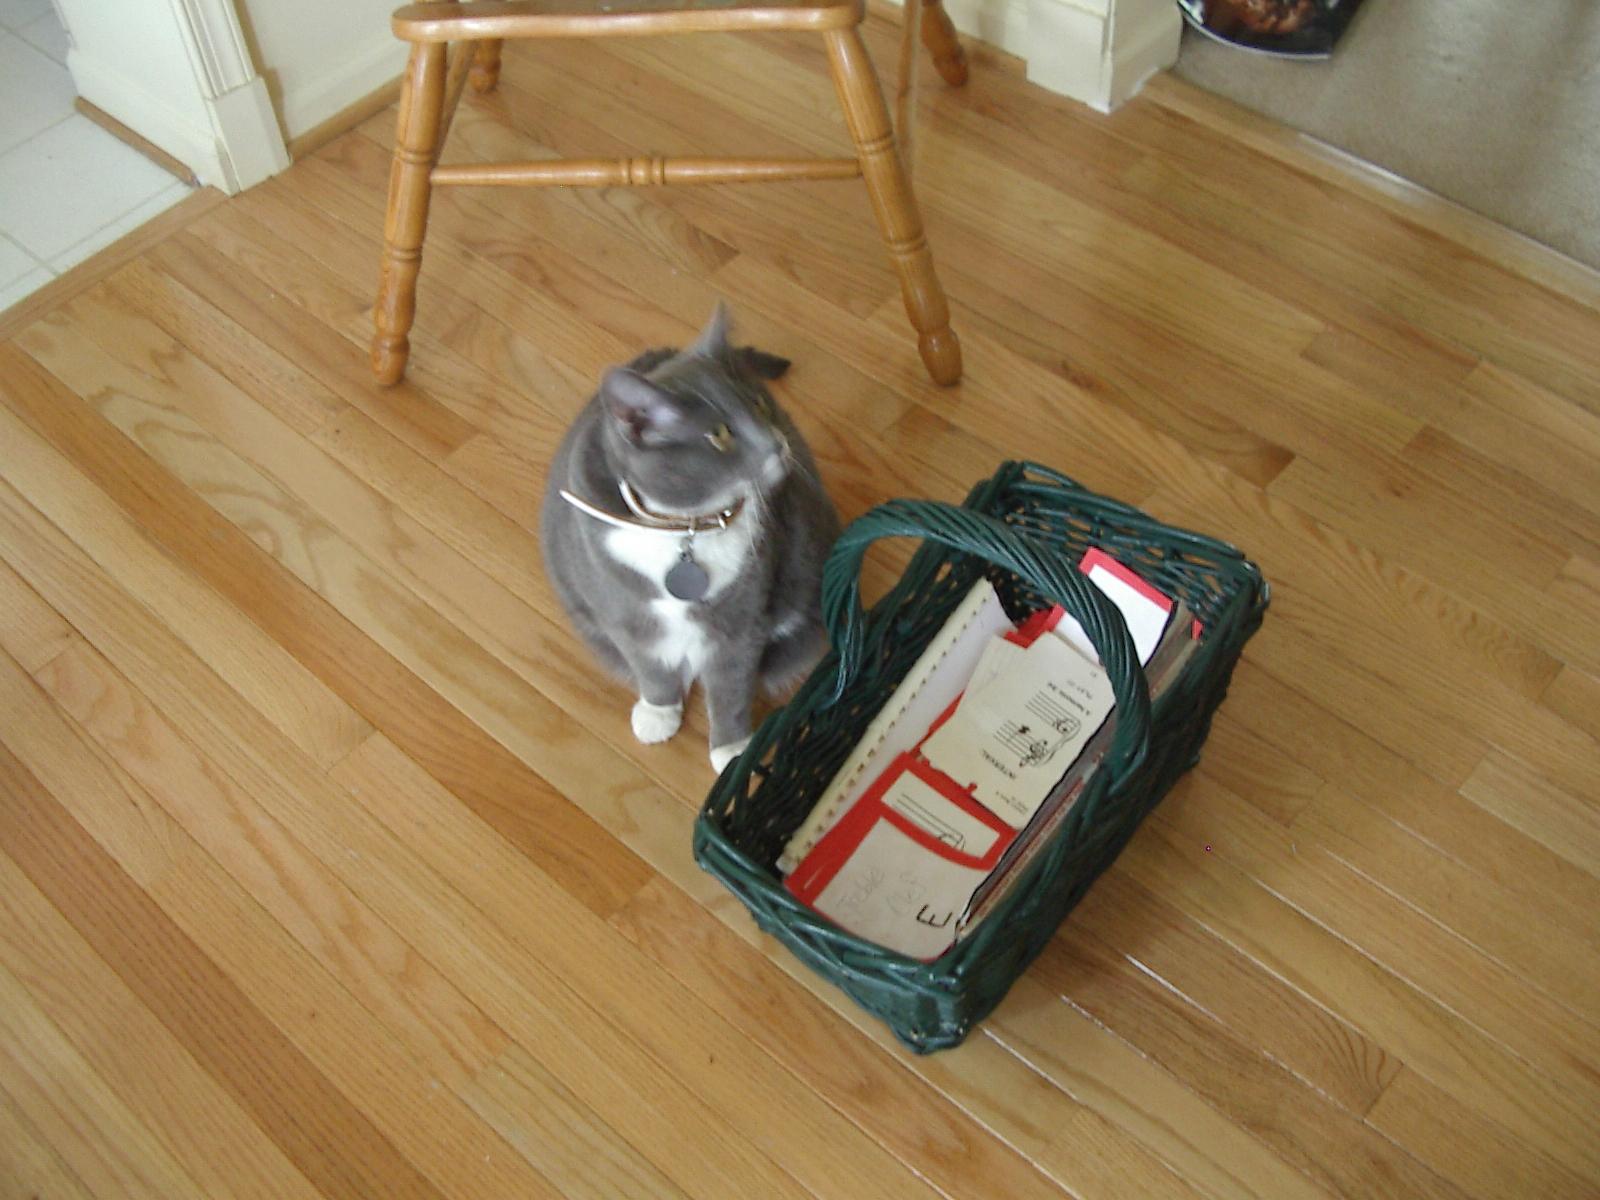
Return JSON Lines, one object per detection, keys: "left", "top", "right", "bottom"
{"left": 664, "top": 543, "right": 710, "bottom": 601}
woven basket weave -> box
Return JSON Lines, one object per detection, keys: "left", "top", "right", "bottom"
{"left": 693, "top": 461, "right": 1268, "bottom": 1052}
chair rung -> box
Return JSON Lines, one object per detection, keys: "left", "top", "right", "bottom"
{"left": 430, "top": 156, "right": 863, "bottom": 187}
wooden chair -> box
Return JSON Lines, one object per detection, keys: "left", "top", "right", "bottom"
{"left": 372, "top": 0, "right": 967, "bottom": 388}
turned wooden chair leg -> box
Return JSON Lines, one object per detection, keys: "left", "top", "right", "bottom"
{"left": 470, "top": 39, "right": 503, "bottom": 93}
{"left": 824, "top": 27, "right": 962, "bottom": 387}
{"left": 921, "top": 0, "right": 968, "bottom": 87}
{"left": 373, "top": 42, "right": 446, "bottom": 386}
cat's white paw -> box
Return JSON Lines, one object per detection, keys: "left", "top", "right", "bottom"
{"left": 631, "top": 699, "right": 683, "bottom": 744}
{"left": 709, "top": 737, "right": 751, "bottom": 773}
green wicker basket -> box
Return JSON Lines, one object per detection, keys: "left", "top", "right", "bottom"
{"left": 693, "top": 461, "right": 1268, "bottom": 1053}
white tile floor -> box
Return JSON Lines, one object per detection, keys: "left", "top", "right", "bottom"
{"left": 0, "top": 0, "right": 193, "bottom": 314}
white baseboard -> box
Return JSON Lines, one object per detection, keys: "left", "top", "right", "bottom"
{"left": 68, "top": 48, "right": 229, "bottom": 187}
{"left": 276, "top": 35, "right": 409, "bottom": 142}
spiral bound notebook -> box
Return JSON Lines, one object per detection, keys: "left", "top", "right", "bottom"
{"left": 776, "top": 578, "right": 1014, "bottom": 874}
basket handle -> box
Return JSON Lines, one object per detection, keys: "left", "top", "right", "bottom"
{"left": 821, "top": 498, "right": 1153, "bottom": 778}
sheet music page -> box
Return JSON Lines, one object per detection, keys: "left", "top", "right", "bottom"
{"left": 809, "top": 819, "right": 997, "bottom": 960}
{"left": 777, "top": 578, "right": 1014, "bottom": 872}
{"left": 919, "top": 631, "right": 1115, "bottom": 828}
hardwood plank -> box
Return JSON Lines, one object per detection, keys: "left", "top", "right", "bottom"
{"left": 1459, "top": 751, "right": 1600, "bottom": 882}
{"left": 0, "top": 329, "right": 651, "bottom": 922}
{"left": 1065, "top": 871, "right": 1400, "bottom": 1118}
{"left": 0, "top": 957, "right": 205, "bottom": 1200}
{"left": 609, "top": 876, "right": 1076, "bottom": 1200}
{"left": 0, "top": 714, "right": 455, "bottom": 1200}
{"left": 460, "top": 43, "right": 897, "bottom": 322}
{"left": 0, "top": 351, "right": 374, "bottom": 770}
{"left": 106, "top": 254, "right": 347, "bottom": 436}
{"left": 1290, "top": 784, "right": 1600, "bottom": 1014}
{"left": 579, "top": 34, "right": 1422, "bottom": 486}
{"left": 1193, "top": 710, "right": 1324, "bottom": 826}
{"left": 2, "top": 630, "right": 563, "bottom": 1198}
{"left": 1136, "top": 74, "right": 1600, "bottom": 409}
{"left": 263, "top": 137, "right": 978, "bottom": 523}
{"left": 0, "top": 555, "right": 75, "bottom": 673}
{"left": 1401, "top": 424, "right": 1600, "bottom": 565}
{"left": 992, "top": 973, "right": 1345, "bottom": 1200}
{"left": 1447, "top": 362, "right": 1600, "bottom": 521}
{"left": 6, "top": 352, "right": 940, "bottom": 1200}
{"left": 70, "top": 187, "right": 968, "bottom": 782}
{"left": 20, "top": 275, "right": 714, "bottom": 796}
{"left": 605, "top": 868, "right": 1200, "bottom": 1200}
{"left": 1268, "top": 453, "right": 1600, "bottom": 682}
{"left": 317, "top": 122, "right": 920, "bottom": 442}
{"left": 1298, "top": 325, "right": 1477, "bottom": 428}
{"left": 0, "top": 477, "right": 781, "bottom": 1198}
{"left": 301, "top": 119, "right": 899, "bottom": 469}
{"left": 37, "top": 640, "right": 510, "bottom": 1087}
{"left": 0, "top": 849, "right": 324, "bottom": 1200}
{"left": 1160, "top": 776, "right": 1600, "bottom": 1075}
{"left": 462, "top": 1045, "right": 694, "bottom": 1200}
{"left": 0, "top": 568, "right": 178, "bottom": 890}
{"left": 1540, "top": 662, "right": 1600, "bottom": 746}
{"left": 1118, "top": 796, "right": 1600, "bottom": 1183}
{"left": 324, "top": 736, "right": 955, "bottom": 1200}
{"left": 1221, "top": 658, "right": 1600, "bottom": 942}
{"left": 0, "top": 1085, "right": 96, "bottom": 1200}
{"left": 21, "top": 651, "right": 569, "bottom": 1200}
{"left": 1363, "top": 1067, "right": 1594, "bottom": 1200}
{"left": 1025, "top": 931, "right": 1467, "bottom": 1200}
{"left": 143, "top": 231, "right": 480, "bottom": 460}
{"left": 1146, "top": 476, "right": 1595, "bottom": 798}
{"left": 1156, "top": 462, "right": 1562, "bottom": 705}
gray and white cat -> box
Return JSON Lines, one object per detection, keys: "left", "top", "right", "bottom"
{"left": 540, "top": 305, "right": 841, "bottom": 771}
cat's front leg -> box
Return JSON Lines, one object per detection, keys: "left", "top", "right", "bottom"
{"left": 622, "top": 656, "right": 685, "bottom": 745}
{"left": 703, "top": 642, "right": 761, "bottom": 772}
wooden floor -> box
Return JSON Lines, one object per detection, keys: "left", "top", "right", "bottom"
{"left": 3, "top": 15, "right": 1599, "bottom": 1199}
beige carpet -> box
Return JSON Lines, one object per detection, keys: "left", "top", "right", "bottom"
{"left": 1172, "top": 1, "right": 1600, "bottom": 271}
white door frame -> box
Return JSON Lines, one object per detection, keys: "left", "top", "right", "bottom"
{"left": 58, "top": 0, "right": 288, "bottom": 193}
{"left": 166, "top": 0, "right": 289, "bottom": 189}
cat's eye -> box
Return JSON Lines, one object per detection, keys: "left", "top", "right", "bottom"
{"left": 706, "top": 423, "right": 734, "bottom": 453}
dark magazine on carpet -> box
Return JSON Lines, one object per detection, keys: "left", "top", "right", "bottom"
{"left": 1177, "top": 0, "right": 1366, "bottom": 59}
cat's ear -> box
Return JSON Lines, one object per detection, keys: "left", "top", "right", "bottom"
{"left": 734, "top": 348, "right": 791, "bottom": 381}
{"left": 601, "top": 368, "right": 692, "bottom": 445}
{"left": 687, "top": 301, "right": 732, "bottom": 360}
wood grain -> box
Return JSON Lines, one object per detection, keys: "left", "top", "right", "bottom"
{"left": 0, "top": 705, "right": 454, "bottom": 1200}
{"left": 3, "top": 12, "right": 1600, "bottom": 1197}
{"left": 0, "top": 954, "right": 205, "bottom": 1200}
{"left": 0, "top": 555, "right": 76, "bottom": 674}
{"left": 0, "top": 339, "right": 651, "bottom": 922}
{"left": 0, "top": 849, "right": 325, "bottom": 1200}
{"left": 0, "top": 1084, "right": 98, "bottom": 1200}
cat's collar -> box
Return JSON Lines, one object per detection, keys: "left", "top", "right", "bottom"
{"left": 559, "top": 480, "right": 745, "bottom": 535}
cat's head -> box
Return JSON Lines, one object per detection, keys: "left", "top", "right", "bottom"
{"left": 598, "top": 304, "right": 796, "bottom": 514}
